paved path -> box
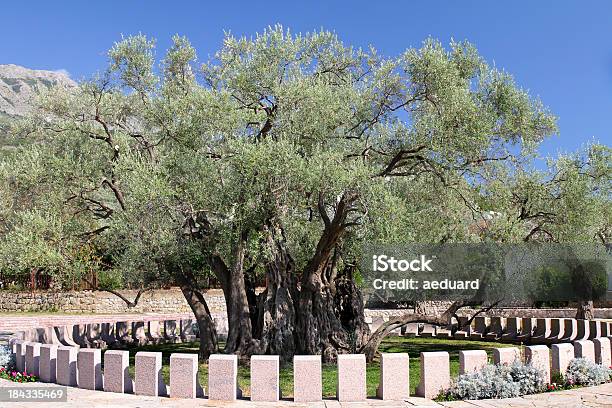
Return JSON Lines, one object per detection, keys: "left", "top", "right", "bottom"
{"left": 1, "top": 379, "right": 611, "bottom": 407}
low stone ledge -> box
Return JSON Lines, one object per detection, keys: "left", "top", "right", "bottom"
{"left": 77, "top": 348, "right": 103, "bottom": 390}
{"left": 293, "top": 355, "right": 322, "bottom": 402}
{"left": 337, "top": 354, "right": 366, "bottom": 402}
{"left": 250, "top": 355, "right": 280, "bottom": 402}
{"left": 416, "top": 351, "right": 450, "bottom": 399}
{"left": 56, "top": 346, "right": 78, "bottom": 386}
{"left": 377, "top": 352, "right": 409, "bottom": 400}
{"left": 135, "top": 351, "right": 166, "bottom": 396}
{"left": 25, "top": 342, "right": 41, "bottom": 376}
{"left": 208, "top": 354, "right": 240, "bottom": 401}
{"left": 525, "top": 345, "right": 550, "bottom": 383}
{"left": 552, "top": 343, "right": 574, "bottom": 376}
{"left": 574, "top": 339, "right": 596, "bottom": 362}
{"left": 169, "top": 353, "right": 202, "bottom": 399}
{"left": 103, "top": 349, "right": 132, "bottom": 393}
{"left": 459, "top": 350, "right": 487, "bottom": 374}
{"left": 39, "top": 344, "right": 57, "bottom": 383}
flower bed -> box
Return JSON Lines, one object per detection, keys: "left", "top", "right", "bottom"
{"left": 0, "top": 367, "right": 38, "bottom": 383}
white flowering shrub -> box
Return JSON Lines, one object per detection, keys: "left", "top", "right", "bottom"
{"left": 0, "top": 345, "right": 16, "bottom": 371}
{"left": 444, "top": 361, "right": 546, "bottom": 400}
{"left": 565, "top": 358, "right": 612, "bottom": 386}
{"left": 508, "top": 360, "right": 547, "bottom": 395}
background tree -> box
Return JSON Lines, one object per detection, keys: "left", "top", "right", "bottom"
{"left": 482, "top": 144, "right": 611, "bottom": 318}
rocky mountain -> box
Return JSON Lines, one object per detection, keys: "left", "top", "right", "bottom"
{"left": 0, "top": 64, "right": 76, "bottom": 120}
{"left": 0, "top": 64, "right": 76, "bottom": 148}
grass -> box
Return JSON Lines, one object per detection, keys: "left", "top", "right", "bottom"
{"left": 115, "top": 336, "right": 521, "bottom": 397}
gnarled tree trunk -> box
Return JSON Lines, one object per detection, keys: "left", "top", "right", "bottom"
{"left": 295, "top": 191, "right": 366, "bottom": 362}
{"left": 223, "top": 230, "right": 257, "bottom": 357}
{"left": 251, "top": 220, "right": 298, "bottom": 360}
{"left": 576, "top": 300, "right": 594, "bottom": 320}
{"left": 333, "top": 266, "right": 370, "bottom": 350}
{"left": 177, "top": 270, "right": 218, "bottom": 360}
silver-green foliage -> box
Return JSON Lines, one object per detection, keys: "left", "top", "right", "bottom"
{"left": 565, "top": 358, "right": 612, "bottom": 386}
{"left": 0, "top": 345, "right": 15, "bottom": 371}
{"left": 447, "top": 361, "right": 546, "bottom": 400}
{"left": 0, "top": 25, "right": 585, "bottom": 293}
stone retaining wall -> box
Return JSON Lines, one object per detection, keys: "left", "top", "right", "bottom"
{"left": 2, "top": 289, "right": 612, "bottom": 319}
{"left": 0, "top": 288, "right": 227, "bottom": 314}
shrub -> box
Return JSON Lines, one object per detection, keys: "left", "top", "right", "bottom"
{"left": 508, "top": 360, "right": 547, "bottom": 395}
{"left": 565, "top": 358, "right": 612, "bottom": 386}
{"left": 0, "top": 345, "right": 16, "bottom": 372}
{"left": 442, "top": 361, "right": 546, "bottom": 400}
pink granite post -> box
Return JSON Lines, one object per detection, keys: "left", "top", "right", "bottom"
{"left": 574, "top": 340, "right": 595, "bottom": 362}
{"left": 208, "top": 354, "right": 240, "bottom": 401}
{"left": 103, "top": 350, "right": 133, "bottom": 393}
{"left": 57, "top": 325, "right": 79, "bottom": 347}
{"left": 485, "top": 317, "right": 504, "bottom": 340}
{"left": 25, "top": 342, "right": 41, "bottom": 376}
{"left": 589, "top": 321, "right": 601, "bottom": 340}
{"left": 77, "top": 349, "right": 102, "bottom": 390}
{"left": 337, "top": 354, "right": 366, "bottom": 401}
{"left": 517, "top": 318, "right": 536, "bottom": 341}
{"left": 404, "top": 323, "right": 420, "bottom": 337}
{"left": 39, "top": 344, "right": 58, "bottom": 383}
{"left": 417, "top": 351, "right": 450, "bottom": 398}
{"left": 470, "top": 316, "right": 488, "bottom": 340}
{"left": 377, "top": 353, "right": 409, "bottom": 400}
{"left": 552, "top": 343, "right": 575, "bottom": 376}
{"left": 180, "top": 319, "right": 196, "bottom": 342}
{"left": 251, "top": 355, "right": 280, "bottom": 401}
{"left": 9, "top": 338, "right": 17, "bottom": 353}
{"left": 56, "top": 346, "right": 78, "bottom": 386}
{"left": 100, "top": 323, "right": 118, "bottom": 347}
{"left": 36, "top": 327, "right": 61, "bottom": 344}
{"left": 131, "top": 321, "right": 147, "bottom": 346}
{"left": 459, "top": 350, "right": 487, "bottom": 374}
{"left": 14, "top": 341, "right": 25, "bottom": 372}
{"left": 170, "top": 353, "right": 202, "bottom": 399}
{"left": 135, "top": 351, "right": 166, "bottom": 396}
{"left": 531, "top": 318, "right": 551, "bottom": 342}
{"left": 501, "top": 317, "right": 521, "bottom": 341}
{"left": 561, "top": 319, "right": 578, "bottom": 342}
{"left": 72, "top": 324, "right": 91, "bottom": 347}
{"left": 600, "top": 321, "right": 609, "bottom": 337}
{"left": 524, "top": 345, "right": 550, "bottom": 383}
{"left": 293, "top": 355, "right": 322, "bottom": 402}
{"left": 420, "top": 323, "right": 437, "bottom": 338}
{"left": 86, "top": 323, "right": 103, "bottom": 346}
{"left": 164, "top": 320, "right": 180, "bottom": 342}
{"left": 370, "top": 317, "right": 386, "bottom": 333}
{"left": 594, "top": 338, "right": 611, "bottom": 367}
{"left": 493, "top": 347, "right": 520, "bottom": 366}
{"left": 146, "top": 321, "right": 163, "bottom": 344}
{"left": 575, "top": 320, "right": 590, "bottom": 341}
{"left": 115, "top": 321, "right": 132, "bottom": 344}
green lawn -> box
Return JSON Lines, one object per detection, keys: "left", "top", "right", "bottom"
{"left": 115, "top": 336, "right": 521, "bottom": 397}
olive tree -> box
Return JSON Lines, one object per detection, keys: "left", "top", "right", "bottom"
{"left": 0, "top": 27, "right": 561, "bottom": 360}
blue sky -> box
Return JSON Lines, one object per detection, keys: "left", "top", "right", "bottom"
{"left": 2, "top": 1, "right": 610, "bottom": 159}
